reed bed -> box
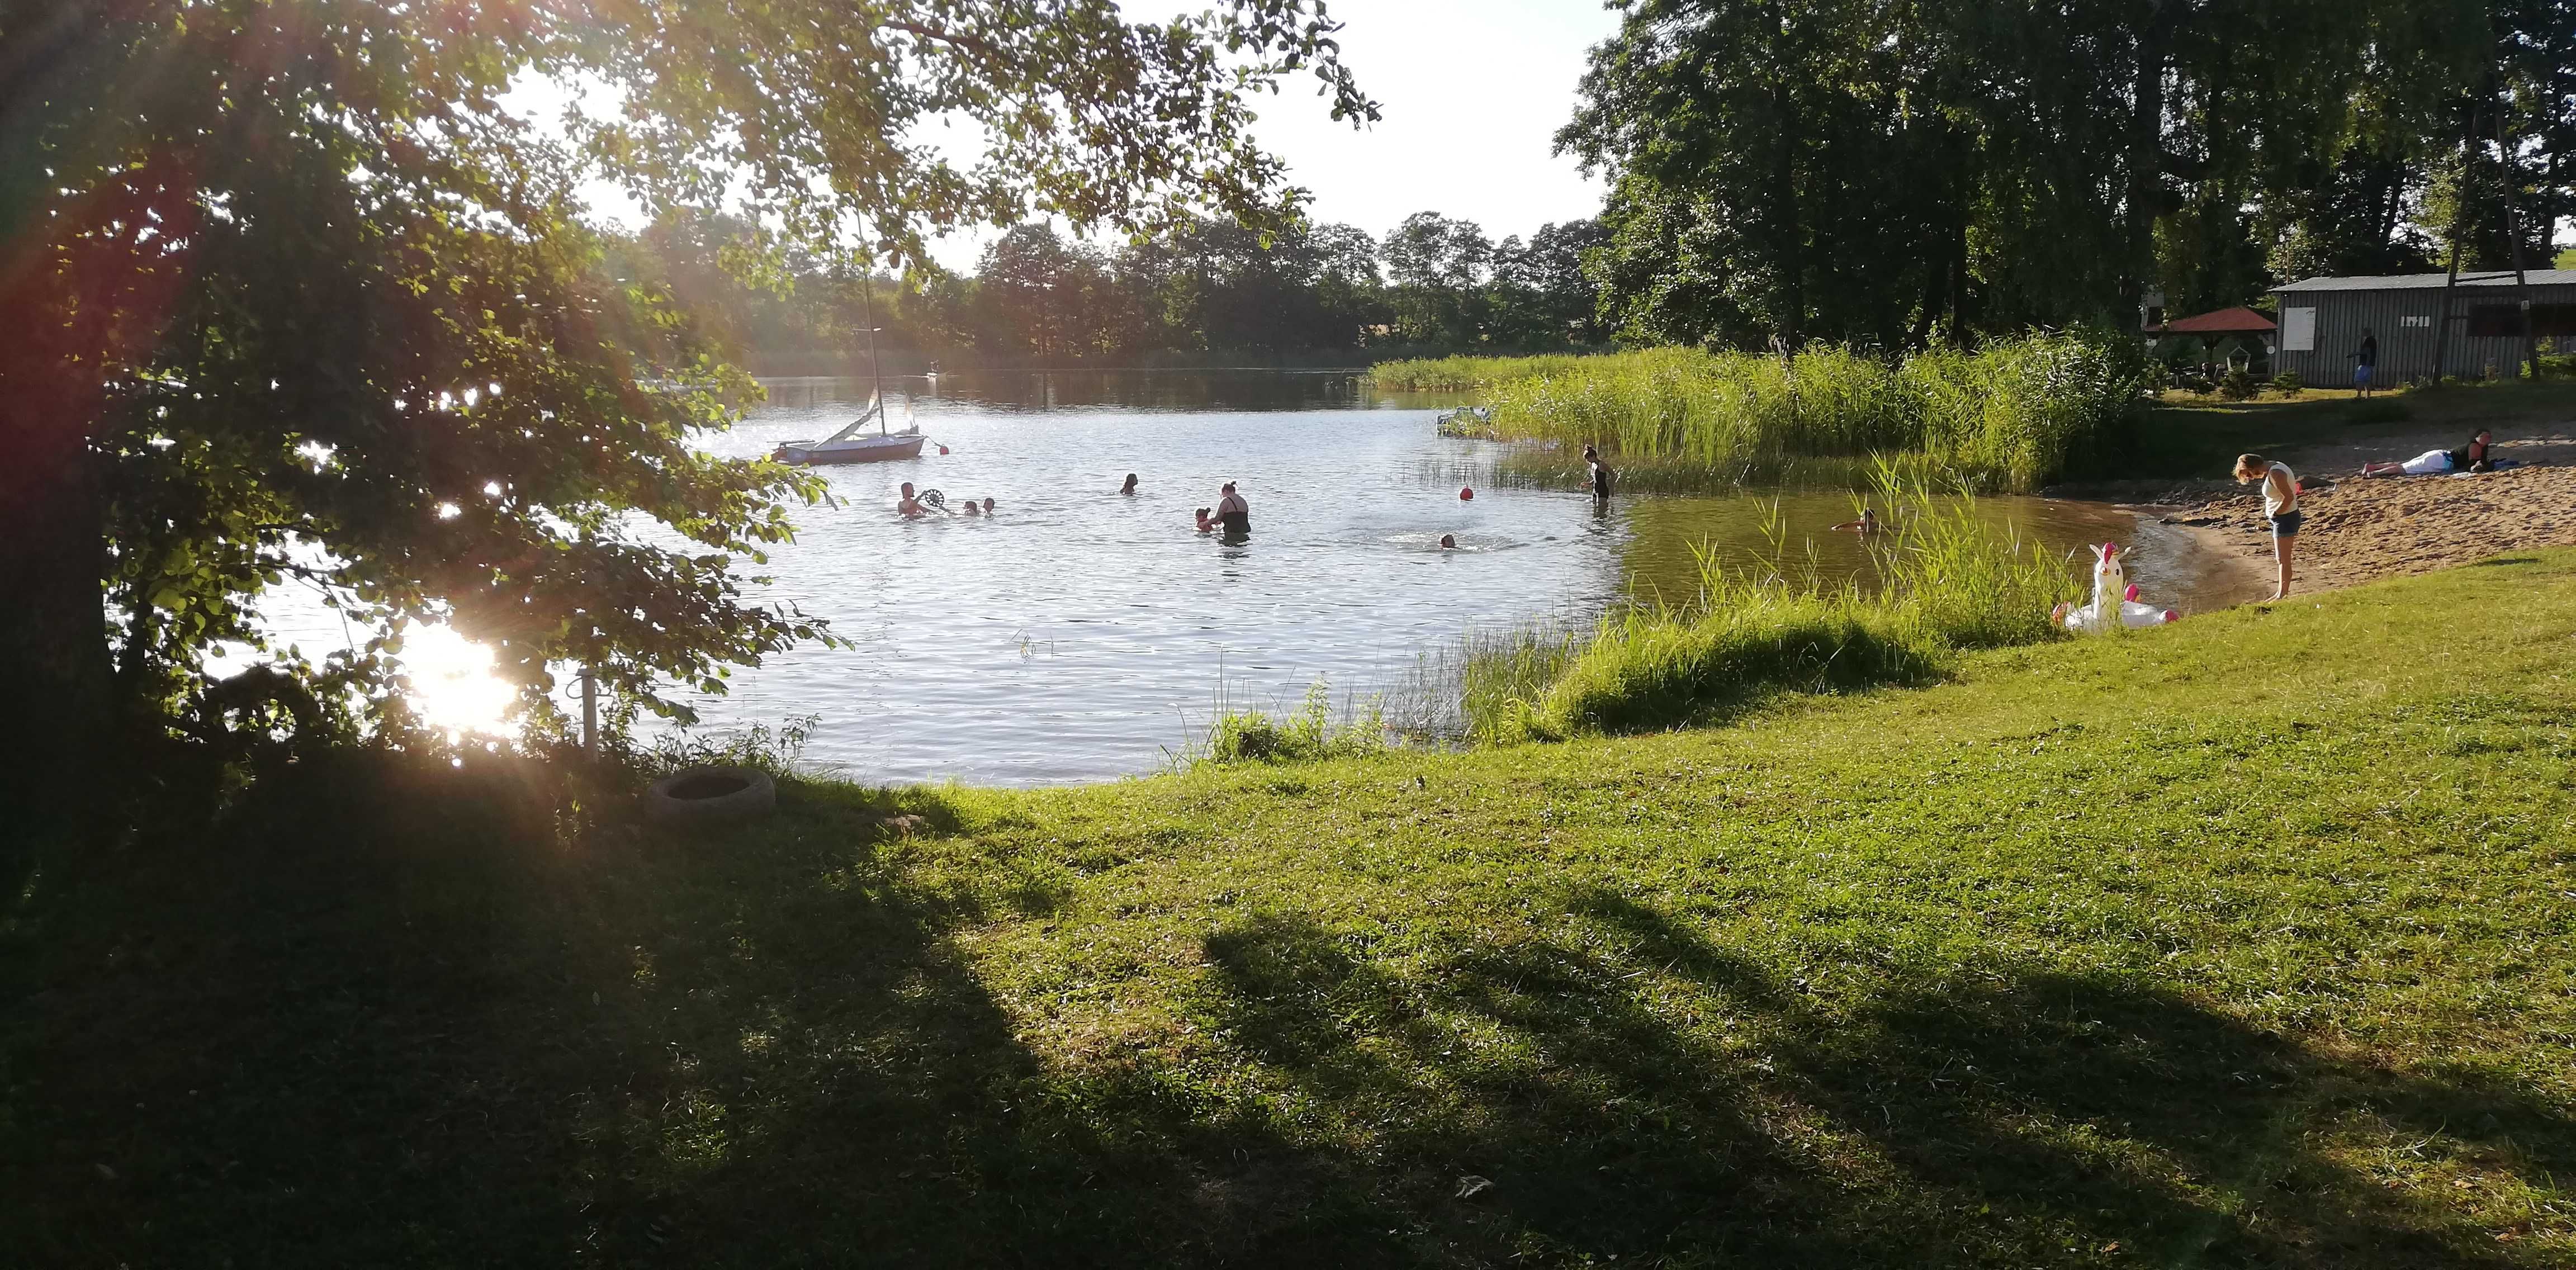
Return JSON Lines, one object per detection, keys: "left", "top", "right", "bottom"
{"left": 1462, "top": 471, "right": 2081, "bottom": 742}
{"left": 1380, "top": 332, "right": 2152, "bottom": 493}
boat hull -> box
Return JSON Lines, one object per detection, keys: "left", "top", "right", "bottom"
{"left": 773, "top": 434, "right": 926, "bottom": 465}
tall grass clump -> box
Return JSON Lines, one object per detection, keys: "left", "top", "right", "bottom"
{"left": 1200, "top": 683, "right": 1389, "bottom": 765}
{"left": 1492, "top": 472, "right": 2080, "bottom": 742}
{"left": 1393, "top": 330, "right": 2153, "bottom": 492}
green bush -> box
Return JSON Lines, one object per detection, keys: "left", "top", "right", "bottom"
{"left": 2269, "top": 370, "right": 2305, "bottom": 396}
{"left": 2218, "top": 367, "right": 2259, "bottom": 400}
{"left": 1390, "top": 331, "right": 2153, "bottom": 493}
{"left": 1204, "top": 684, "right": 1388, "bottom": 765}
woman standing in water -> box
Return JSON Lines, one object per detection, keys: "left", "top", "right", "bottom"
{"left": 1582, "top": 444, "right": 1613, "bottom": 499}
{"left": 1215, "top": 482, "right": 1249, "bottom": 536}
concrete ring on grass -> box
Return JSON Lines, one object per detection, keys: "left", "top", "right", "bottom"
{"left": 645, "top": 766, "right": 776, "bottom": 822}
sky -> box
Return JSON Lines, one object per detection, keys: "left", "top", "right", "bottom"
{"left": 916, "top": 0, "right": 1627, "bottom": 271}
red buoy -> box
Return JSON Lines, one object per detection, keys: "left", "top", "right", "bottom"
{"left": 1459, "top": 486, "right": 1474, "bottom": 501}
{"left": 937, "top": 444, "right": 950, "bottom": 455}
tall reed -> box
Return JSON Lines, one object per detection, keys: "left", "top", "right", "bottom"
{"left": 1473, "top": 470, "right": 2081, "bottom": 742}
{"left": 1390, "top": 331, "right": 2152, "bottom": 493}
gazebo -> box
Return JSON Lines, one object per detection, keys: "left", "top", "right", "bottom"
{"left": 2149, "top": 306, "right": 2277, "bottom": 376}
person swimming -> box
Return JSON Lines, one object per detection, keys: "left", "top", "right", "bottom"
{"left": 897, "top": 482, "right": 930, "bottom": 518}
{"left": 982, "top": 496, "right": 995, "bottom": 514}
{"left": 1194, "top": 507, "right": 1214, "bottom": 533}
{"left": 1439, "top": 534, "right": 1457, "bottom": 549}
{"left": 1829, "top": 508, "right": 1882, "bottom": 534}
{"left": 961, "top": 498, "right": 979, "bottom": 516}
{"left": 1119, "top": 473, "right": 1139, "bottom": 495}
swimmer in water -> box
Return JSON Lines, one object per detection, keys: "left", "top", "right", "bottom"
{"left": 1194, "top": 507, "right": 1214, "bottom": 533}
{"left": 982, "top": 496, "right": 995, "bottom": 514}
{"left": 1828, "top": 508, "right": 1882, "bottom": 534}
{"left": 898, "top": 482, "right": 930, "bottom": 518}
{"left": 1119, "top": 473, "right": 1139, "bottom": 495}
{"left": 961, "top": 498, "right": 979, "bottom": 516}
{"left": 1439, "top": 534, "right": 1457, "bottom": 549}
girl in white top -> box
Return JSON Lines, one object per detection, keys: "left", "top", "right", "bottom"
{"left": 2234, "top": 453, "right": 2300, "bottom": 601}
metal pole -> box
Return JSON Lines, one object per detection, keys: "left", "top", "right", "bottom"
{"left": 861, "top": 268, "right": 888, "bottom": 434}
{"left": 580, "top": 661, "right": 596, "bottom": 755}
{"left": 2494, "top": 74, "right": 2539, "bottom": 380}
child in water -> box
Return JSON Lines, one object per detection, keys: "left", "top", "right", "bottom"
{"left": 1829, "top": 508, "right": 1881, "bottom": 534}
{"left": 1439, "top": 534, "right": 1457, "bottom": 549}
{"left": 1194, "top": 507, "right": 1214, "bottom": 533}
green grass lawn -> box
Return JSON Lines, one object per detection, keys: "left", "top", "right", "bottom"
{"left": 10, "top": 556, "right": 2576, "bottom": 1266}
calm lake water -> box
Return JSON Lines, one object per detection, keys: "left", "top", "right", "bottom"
{"left": 252, "top": 370, "right": 2257, "bottom": 785}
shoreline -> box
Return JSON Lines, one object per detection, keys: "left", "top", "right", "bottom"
{"left": 2149, "top": 462, "right": 2576, "bottom": 598}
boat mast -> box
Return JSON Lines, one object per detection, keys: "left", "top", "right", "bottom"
{"left": 862, "top": 265, "right": 888, "bottom": 435}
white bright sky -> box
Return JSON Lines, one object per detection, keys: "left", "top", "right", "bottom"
{"left": 527, "top": 1, "right": 1624, "bottom": 272}
{"left": 940, "top": 0, "right": 1626, "bottom": 269}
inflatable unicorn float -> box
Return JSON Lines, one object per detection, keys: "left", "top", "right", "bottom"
{"left": 2052, "top": 541, "right": 2179, "bottom": 632}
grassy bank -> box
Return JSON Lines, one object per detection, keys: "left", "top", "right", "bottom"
{"left": 1371, "top": 334, "right": 2152, "bottom": 492}
{"left": 11, "top": 556, "right": 2576, "bottom": 1264}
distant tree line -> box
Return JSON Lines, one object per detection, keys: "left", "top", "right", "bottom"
{"left": 1561, "top": 0, "right": 2576, "bottom": 350}
{"left": 610, "top": 211, "right": 1611, "bottom": 372}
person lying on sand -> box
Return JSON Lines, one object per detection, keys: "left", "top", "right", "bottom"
{"left": 2360, "top": 430, "right": 2494, "bottom": 478}
{"left": 1828, "top": 508, "right": 1882, "bottom": 534}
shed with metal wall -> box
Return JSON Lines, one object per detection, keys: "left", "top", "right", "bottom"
{"left": 2270, "top": 271, "right": 2576, "bottom": 387}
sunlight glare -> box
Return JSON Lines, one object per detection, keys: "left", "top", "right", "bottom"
{"left": 402, "top": 624, "right": 518, "bottom": 736}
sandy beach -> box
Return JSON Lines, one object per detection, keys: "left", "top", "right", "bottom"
{"left": 2159, "top": 428, "right": 2576, "bottom": 595}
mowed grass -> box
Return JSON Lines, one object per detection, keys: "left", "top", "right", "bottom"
{"left": 11, "top": 557, "right": 2576, "bottom": 1265}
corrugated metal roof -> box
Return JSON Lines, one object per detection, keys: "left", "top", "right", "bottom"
{"left": 2275, "top": 269, "right": 2576, "bottom": 292}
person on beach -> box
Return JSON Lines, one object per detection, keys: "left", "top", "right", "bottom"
{"left": 1119, "top": 473, "right": 1139, "bottom": 495}
{"left": 1215, "top": 482, "right": 1249, "bottom": 536}
{"left": 2360, "top": 428, "right": 2495, "bottom": 478}
{"left": 2352, "top": 329, "right": 2378, "bottom": 396}
{"left": 1583, "top": 444, "right": 1614, "bottom": 499}
{"left": 1829, "top": 508, "right": 1882, "bottom": 534}
{"left": 2235, "top": 453, "right": 2300, "bottom": 601}
{"left": 898, "top": 482, "right": 931, "bottom": 518}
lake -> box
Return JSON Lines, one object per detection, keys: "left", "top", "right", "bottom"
{"left": 253, "top": 370, "right": 2258, "bottom": 785}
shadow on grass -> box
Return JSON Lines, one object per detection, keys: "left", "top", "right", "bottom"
{"left": 1199, "top": 889, "right": 2566, "bottom": 1265}
{"left": 6, "top": 762, "right": 2565, "bottom": 1266}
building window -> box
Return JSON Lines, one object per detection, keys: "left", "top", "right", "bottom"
{"left": 2468, "top": 305, "right": 2525, "bottom": 337}
{"left": 2399, "top": 315, "right": 2432, "bottom": 328}
{"left": 2534, "top": 305, "right": 2576, "bottom": 338}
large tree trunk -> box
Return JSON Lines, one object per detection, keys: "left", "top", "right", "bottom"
{"left": 2122, "top": 1, "right": 2171, "bottom": 323}
{"left": 0, "top": 366, "right": 112, "bottom": 849}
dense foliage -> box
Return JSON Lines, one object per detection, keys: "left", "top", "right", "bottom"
{"left": 1375, "top": 331, "right": 2156, "bottom": 492}
{"left": 0, "top": 0, "right": 1375, "bottom": 775}
{"left": 1563, "top": 0, "right": 2576, "bottom": 349}
{"left": 612, "top": 208, "right": 1609, "bottom": 371}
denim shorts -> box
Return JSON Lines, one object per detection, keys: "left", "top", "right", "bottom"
{"left": 2269, "top": 509, "right": 2303, "bottom": 537}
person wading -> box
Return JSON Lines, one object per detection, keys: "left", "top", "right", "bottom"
{"left": 1215, "top": 481, "right": 1249, "bottom": 537}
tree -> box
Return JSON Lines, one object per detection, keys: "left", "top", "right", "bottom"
{"left": 1561, "top": 0, "right": 2502, "bottom": 349}
{"left": 1382, "top": 212, "right": 1494, "bottom": 345}
{"left": 0, "top": 0, "right": 1375, "bottom": 790}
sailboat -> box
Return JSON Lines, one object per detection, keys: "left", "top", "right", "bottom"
{"left": 771, "top": 392, "right": 925, "bottom": 465}
{"left": 771, "top": 264, "right": 927, "bottom": 466}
